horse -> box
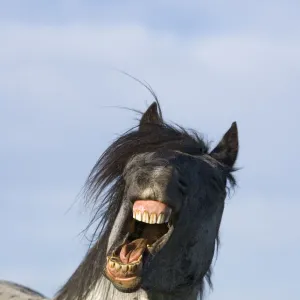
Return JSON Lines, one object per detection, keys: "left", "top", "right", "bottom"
{"left": 0, "top": 100, "right": 239, "bottom": 300}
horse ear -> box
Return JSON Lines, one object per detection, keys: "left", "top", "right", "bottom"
{"left": 139, "top": 102, "right": 162, "bottom": 129}
{"left": 210, "top": 122, "right": 239, "bottom": 167}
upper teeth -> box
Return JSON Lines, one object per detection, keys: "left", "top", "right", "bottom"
{"left": 133, "top": 210, "right": 171, "bottom": 224}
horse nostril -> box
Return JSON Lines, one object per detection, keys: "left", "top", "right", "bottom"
{"left": 178, "top": 178, "right": 188, "bottom": 194}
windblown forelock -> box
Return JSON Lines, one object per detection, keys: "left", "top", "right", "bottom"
{"left": 85, "top": 122, "right": 209, "bottom": 199}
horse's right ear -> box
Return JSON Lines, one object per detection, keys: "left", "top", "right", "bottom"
{"left": 139, "top": 102, "right": 163, "bottom": 130}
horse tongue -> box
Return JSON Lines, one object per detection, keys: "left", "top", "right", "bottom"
{"left": 119, "top": 238, "right": 147, "bottom": 264}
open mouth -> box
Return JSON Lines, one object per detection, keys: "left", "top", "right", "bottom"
{"left": 105, "top": 200, "right": 174, "bottom": 292}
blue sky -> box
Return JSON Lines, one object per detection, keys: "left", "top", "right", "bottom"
{"left": 1, "top": 1, "right": 299, "bottom": 299}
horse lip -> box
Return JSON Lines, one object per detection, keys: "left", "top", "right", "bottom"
{"left": 104, "top": 264, "right": 142, "bottom": 293}
{"left": 132, "top": 199, "right": 173, "bottom": 225}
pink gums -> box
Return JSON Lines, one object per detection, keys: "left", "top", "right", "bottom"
{"left": 133, "top": 200, "right": 172, "bottom": 216}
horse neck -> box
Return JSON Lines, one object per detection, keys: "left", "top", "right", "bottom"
{"left": 85, "top": 277, "right": 198, "bottom": 300}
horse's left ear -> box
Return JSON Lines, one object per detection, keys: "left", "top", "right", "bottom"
{"left": 139, "top": 102, "right": 163, "bottom": 129}
{"left": 210, "top": 122, "right": 239, "bottom": 167}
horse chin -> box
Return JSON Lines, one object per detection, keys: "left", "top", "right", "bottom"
{"left": 104, "top": 199, "right": 174, "bottom": 293}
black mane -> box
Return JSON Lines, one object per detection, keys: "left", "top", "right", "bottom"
{"left": 56, "top": 100, "right": 236, "bottom": 300}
